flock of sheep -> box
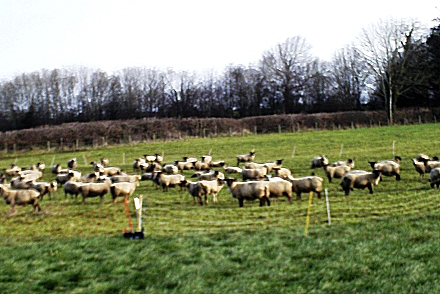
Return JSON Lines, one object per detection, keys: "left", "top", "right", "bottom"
{"left": 1, "top": 150, "right": 440, "bottom": 216}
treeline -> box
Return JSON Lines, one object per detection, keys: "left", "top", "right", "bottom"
{"left": 0, "top": 18, "right": 439, "bottom": 132}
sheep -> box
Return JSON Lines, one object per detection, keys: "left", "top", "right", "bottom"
{"left": 0, "top": 173, "right": 6, "bottom": 184}
{"left": 33, "top": 162, "right": 46, "bottom": 171}
{"left": 145, "top": 162, "right": 162, "bottom": 173}
{"left": 201, "top": 155, "right": 212, "bottom": 164}
{"left": 368, "top": 156, "right": 401, "bottom": 181}
{"left": 144, "top": 154, "right": 157, "bottom": 163}
{"left": 183, "top": 156, "right": 198, "bottom": 163}
{"left": 194, "top": 160, "right": 210, "bottom": 171}
{"left": 78, "top": 178, "right": 112, "bottom": 204}
{"left": 3, "top": 164, "right": 21, "bottom": 178}
{"left": 264, "top": 159, "right": 284, "bottom": 173}
{"left": 174, "top": 160, "right": 195, "bottom": 173}
{"left": 323, "top": 164, "right": 351, "bottom": 183}
{"left": 287, "top": 175, "right": 323, "bottom": 200}
{"left": 94, "top": 163, "right": 121, "bottom": 176}
{"left": 340, "top": 170, "right": 382, "bottom": 196}
{"left": 18, "top": 169, "right": 43, "bottom": 181}
{"left": 224, "top": 178, "right": 270, "bottom": 207}
{"left": 236, "top": 150, "right": 256, "bottom": 166}
{"left": 51, "top": 164, "right": 69, "bottom": 175}
{"left": 27, "top": 180, "right": 58, "bottom": 200}
{"left": 110, "top": 174, "right": 141, "bottom": 183}
{"left": 241, "top": 166, "right": 267, "bottom": 181}
{"left": 311, "top": 155, "right": 329, "bottom": 169}
{"left": 81, "top": 172, "right": 99, "bottom": 183}
{"left": 110, "top": 181, "right": 139, "bottom": 204}
{"left": 273, "top": 167, "right": 292, "bottom": 179}
{"left": 10, "top": 177, "right": 33, "bottom": 189}
{"left": 412, "top": 158, "right": 427, "bottom": 179}
{"left": 331, "top": 158, "right": 355, "bottom": 168}
{"left": 132, "top": 158, "right": 148, "bottom": 171}
{"left": 209, "top": 160, "right": 225, "bottom": 168}
{"left": 424, "top": 159, "right": 440, "bottom": 173}
{"left": 429, "top": 167, "right": 440, "bottom": 188}
{"left": 100, "top": 157, "right": 109, "bottom": 167}
{"left": 244, "top": 162, "right": 265, "bottom": 169}
{"left": 156, "top": 171, "right": 185, "bottom": 192}
{"left": 179, "top": 180, "right": 204, "bottom": 205}
{"left": 199, "top": 178, "right": 226, "bottom": 204}
{"left": 0, "top": 184, "right": 41, "bottom": 216}
{"left": 265, "top": 176, "right": 293, "bottom": 203}
{"left": 196, "top": 170, "right": 225, "bottom": 181}
{"left": 63, "top": 181, "right": 83, "bottom": 199}
{"left": 56, "top": 170, "right": 81, "bottom": 184}
{"left": 67, "top": 158, "right": 77, "bottom": 169}
{"left": 163, "top": 164, "right": 178, "bottom": 174}
{"left": 221, "top": 163, "right": 242, "bottom": 174}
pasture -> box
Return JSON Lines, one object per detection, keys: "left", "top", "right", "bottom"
{"left": 1, "top": 123, "right": 440, "bottom": 293}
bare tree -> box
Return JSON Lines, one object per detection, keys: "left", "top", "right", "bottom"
{"left": 260, "top": 36, "right": 314, "bottom": 113}
{"left": 357, "top": 18, "right": 427, "bottom": 124}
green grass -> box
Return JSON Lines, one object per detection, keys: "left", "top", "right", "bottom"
{"left": 1, "top": 123, "right": 440, "bottom": 293}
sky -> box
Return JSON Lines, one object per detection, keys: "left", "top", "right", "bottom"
{"left": 0, "top": 0, "right": 438, "bottom": 80}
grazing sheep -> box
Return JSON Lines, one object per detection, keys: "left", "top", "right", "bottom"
{"left": 412, "top": 158, "right": 427, "bottom": 179}
{"left": 163, "top": 164, "right": 179, "bottom": 174}
{"left": 51, "top": 164, "right": 69, "bottom": 175}
{"left": 0, "top": 184, "right": 41, "bottom": 216}
{"left": 194, "top": 160, "right": 210, "bottom": 171}
{"left": 199, "top": 178, "right": 226, "bottom": 204}
{"left": 78, "top": 178, "right": 112, "bottom": 204}
{"left": 241, "top": 167, "right": 267, "bottom": 181}
{"left": 311, "top": 155, "right": 329, "bottom": 169}
{"left": 236, "top": 150, "right": 256, "bottom": 166}
{"left": 424, "top": 159, "right": 440, "bottom": 173}
{"left": 180, "top": 180, "right": 204, "bottom": 205}
{"left": 110, "top": 174, "right": 141, "bottom": 183}
{"left": 209, "top": 160, "right": 225, "bottom": 168}
{"left": 183, "top": 156, "right": 198, "bottom": 163}
{"left": 110, "top": 181, "right": 139, "bottom": 204}
{"left": 340, "top": 170, "right": 382, "bottom": 196}
{"left": 331, "top": 158, "right": 355, "bottom": 168}
{"left": 100, "top": 157, "right": 109, "bottom": 167}
{"left": 3, "top": 164, "right": 21, "bottom": 178}
{"left": 174, "top": 160, "right": 195, "bottom": 173}
{"left": 224, "top": 178, "right": 270, "bottom": 207}
{"left": 28, "top": 181, "right": 58, "bottom": 200}
{"left": 81, "top": 172, "right": 99, "bottom": 183}
{"left": 287, "top": 175, "right": 323, "bottom": 200}
{"left": 18, "top": 169, "right": 43, "bottom": 181}
{"left": 429, "top": 167, "right": 440, "bottom": 188}
{"left": 368, "top": 156, "right": 401, "bottom": 181}
{"left": 244, "top": 162, "right": 265, "bottom": 169}
{"left": 265, "top": 176, "right": 293, "bottom": 204}
{"left": 196, "top": 170, "right": 225, "bottom": 181}
{"left": 144, "top": 154, "right": 157, "bottom": 163}
{"left": 63, "top": 181, "right": 83, "bottom": 199}
{"left": 156, "top": 171, "right": 185, "bottom": 192}
{"left": 94, "top": 164, "right": 121, "bottom": 176}
{"left": 221, "top": 163, "right": 242, "bottom": 174}
{"left": 132, "top": 158, "right": 148, "bottom": 171}
{"left": 201, "top": 155, "right": 212, "bottom": 164}
{"left": 273, "top": 167, "right": 292, "bottom": 179}
{"left": 264, "top": 159, "right": 284, "bottom": 173}
{"left": 10, "top": 177, "right": 33, "bottom": 189}
{"left": 323, "top": 164, "right": 351, "bottom": 183}
{"left": 67, "top": 158, "right": 77, "bottom": 169}
{"left": 145, "top": 162, "right": 162, "bottom": 173}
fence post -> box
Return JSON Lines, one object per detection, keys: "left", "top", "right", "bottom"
{"left": 304, "top": 191, "right": 314, "bottom": 237}
{"left": 76, "top": 139, "right": 79, "bottom": 150}
{"left": 47, "top": 141, "right": 50, "bottom": 152}
{"left": 278, "top": 125, "right": 281, "bottom": 134}
{"left": 325, "top": 189, "right": 331, "bottom": 225}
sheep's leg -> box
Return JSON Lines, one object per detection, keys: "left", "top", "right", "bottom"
{"left": 33, "top": 202, "right": 40, "bottom": 213}
{"left": 367, "top": 183, "right": 374, "bottom": 194}
{"left": 266, "top": 197, "right": 271, "bottom": 206}
{"left": 259, "top": 198, "right": 265, "bottom": 206}
{"left": 287, "top": 195, "right": 293, "bottom": 204}
{"left": 296, "top": 192, "right": 302, "bottom": 200}
{"left": 395, "top": 173, "right": 401, "bottom": 181}
{"left": 238, "top": 198, "right": 244, "bottom": 207}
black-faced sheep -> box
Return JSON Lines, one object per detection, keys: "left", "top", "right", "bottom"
{"left": 311, "top": 155, "right": 329, "bottom": 169}
{"left": 224, "top": 178, "right": 270, "bottom": 207}
{"left": 221, "top": 163, "right": 242, "bottom": 174}
{"left": 110, "top": 181, "right": 139, "bottom": 204}
{"left": 63, "top": 181, "right": 83, "bottom": 199}
{"left": 340, "top": 170, "right": 382, "bottom": 196}
{"left": 28, "top": 181, "right": 58, "bottom": 200}
{"left": 179, "top": 180, "right": 204, "bottom": 205}
{"left": 368, "top": 156, "right": 401, "bottom": 181}
{"left": 287, "top": 175, "right": 323, "bottom": 200}
{"left": 199, "top": 178, "right": 226, "bottom": 204}
{"left": 273, "top": 167, "right": 292, "bottom": 179}
{"left": 0, "top": 184, "right": 41, "bottom": 216}
{"left": 236, "top": 150, "right": 256, "bottom": 166}
{"left": 174, "top": 160, "right": 195, "bottom": 173}
{"left": 51, "top": 164, "right": 69, "bottom": 175}
{"left": 67, "top": 158, "right": 77, "bottom": 169}
{"left": 163, "top": 164, "right": 178, "bottom": 174}
{"left": 331, "top": 158, "right": 355, "bottom": 168}
{"left": 110, "top": 174, "right": 141, "bottom": 183}
{"left": 3, "top": 164, "right": 21, "bottom": 178}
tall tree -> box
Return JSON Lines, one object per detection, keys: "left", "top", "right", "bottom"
{"left": 260, "top": 36, "right": 314, "bottom": 113}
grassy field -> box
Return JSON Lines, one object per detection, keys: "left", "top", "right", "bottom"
{"left": 0, "top": 123, "right": 439, "bottom": 293}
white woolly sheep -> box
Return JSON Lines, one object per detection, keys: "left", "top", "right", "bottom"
{"left": 156, "top": 171, "right": 185, "bottom": 192}
{"left": 179, "top": 180, "right": 203, "bottom": 204}
{"left": 265, "top": 176, "right": 293, "bottom": 203}
{"left": 209, "top": 160, "right": 225, "bottom": 168}
{"left": 3, "top": 164, "right": 21, "bottom": 178}
{"left": 236, "top": 150, "right": 256, "bottom": 166}
{"left": 78, "top": 178, "right": 112, "bottom": 204}
{"left": 221, "top": 163, "right": 242, "bottom": 174}
{"left": 51, "top": 164, "right": 69, "bottom": 175}
{"left": 412, "top": 159, "right": 427, "bottom": 179}
{"left": 28, "top": 181, "right": 58, "bottom": 200}
{"left": 0, "top": 184, "right": 41, "bottom": 216}
{"left": 311, "top": 155, "right": 329, "bottom": 169}
{"left": 287, "top": 175, "right": 323, "bottom": 200}
{"left": 67, "top": 158, "right": 77, "bottom": 169}
{"left": 323, "top": 164, "right": 351, "bottom": 183}
{"left": 199, "top": 178, "right": 226, "bottom": 204}
{"left": 331, "top": 158, "right": 355, "bottom": 168}
{"left": 110, "top": 174, "right": 141, "bottom": 183}
{"left": 368, "top": 156, "right": 401, "bottom": 181}
{"left": 194, "top": 160, "right": 210, "bottom": 171}
{"left": 340, "top": 170, "right": 382, "bottom": 196}
{"left": 224, "top": 178, "right": 270, "bottom": 207}
{"left": 263, "top": 159, "right": 284, "bottom": 173}
{"left": 429, "top": 167, "right": 440, "bottom": 188}
{"left": 196, "top": 170, "right": 225, "bottom": 181}
{"left": 241, "top": 167, "right": 267, "bottom": 181}
{"left": 201, "top": 155, "right": 212, "bottom": 164}
{"left": 110, "top": 181, "right": 139, "bottom": 204}
{"left": 174, "top": 160, "right": 195, "bottom": 173}
{"left": 163, "top": 164, "right": 179, "bottom": 174}
{"left": 273, "top": 167, "right": 292, "bottom": 179}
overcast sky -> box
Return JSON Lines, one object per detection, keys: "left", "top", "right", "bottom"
{"left": 0, "top": 0, "right": 438, "bottom": 80}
